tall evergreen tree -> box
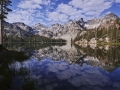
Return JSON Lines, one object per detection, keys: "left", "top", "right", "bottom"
{"left": 0, "top": 0, "right": 12, "bottom": 45}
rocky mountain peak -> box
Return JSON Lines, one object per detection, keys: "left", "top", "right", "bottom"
{"left": 49, "top": 23, "right": 63, "bottom": 31}
{"left": 34, "top": 23, "right": 47, "bottom": 27}
{"left": 32, "top": 23, "right": 48, "bottom": 31}
{"left": 102, "top": 12, "right": 119, "bottom": 22}
{"left": 12, "top": 22, "right": 26, "bottom": 26}
{"left": 75, "top": 18, "right": 85, "bottom": 28}
{"left": 68, "top": 19, "right": 74, "bottom": 23}
{"left": 79, "top": 18, "right": 84, "bottom": 22}
{"left": 51, "top": 23, "right": 62, "bottom": 27}
{"left": 103, "top": 13, "right": 118, "bottom": 18}
{"left": 86, "top": 18, "right": 101, "bottom": 25}
{"left": 85, "top": 13, "right": 119, "bottom": 29}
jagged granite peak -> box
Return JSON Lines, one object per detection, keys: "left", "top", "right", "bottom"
{"left": 68, "top": 19, "right": 74, "bottom": 23}
{"left": 32, "top": 23, "right": 48, "bottom": 31}
{"left": 50, "top": 23, "right": 63, "bottom": 31}
{"left": 32, "top": 19, "right": 83, "bottom": 41}
{"left": 86, "top": 18, "right": 101, "bottom": 25}
{"left": 85, "top": 18, "right": 101, "bottom": 29}
{"left": 76, "top": 18, "right": 85, "bottom": 28}
{"left": 103, "top": 12, "right": 118, "bottom": 19}
{"left": 85, "top": 12, "right": 119, "bottom": 29}
{"left": 51, "top": 23, "right": 61, "bottom": 26}
{"left": 101, "top": 12, "right": 119, "bottom": 23}
{"left": 51, "top": 23, "right": 62, "bottom": 28}
{"left": 78, "top": 18, "right": 84, "bottom": 23}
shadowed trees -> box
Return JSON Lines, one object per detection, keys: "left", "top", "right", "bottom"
{"left": 0, "top": 0, "right": 12, "bottom": 45}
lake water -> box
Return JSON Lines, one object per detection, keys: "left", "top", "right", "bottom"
{"left": 1, "top": 43, "right": 120, "bottom": 90}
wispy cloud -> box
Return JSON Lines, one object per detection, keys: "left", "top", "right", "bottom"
{"left": 7, "top": 0, "right": 120, "bottom": 26}
{"left": 18, "top": 0, "right": 42, "bottom": 9}
{"left": 69, "top": 0, "right": 113, "bottom": 16}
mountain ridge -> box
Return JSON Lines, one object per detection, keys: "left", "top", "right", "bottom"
{"left": 3, "top": 12, "right": 120, "bottom": 42}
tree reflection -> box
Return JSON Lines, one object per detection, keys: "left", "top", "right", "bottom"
{"left": 74, "top": 44, "right": 120, "bottom": 71}
{"left": 0, "top": 45, "right": 28, "bottom": 90}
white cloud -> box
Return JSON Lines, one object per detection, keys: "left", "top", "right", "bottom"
{"left": 69, "top": 0, "right": 113, "bottom": 17}
{"left": 7, "top": 0, "right": 51, "bottom": 25}
{"left": 58, "top": 14, "right": 69, "bottom": 22}
{"left": 57, "top": 3, "right": 75, "bottom": 15}
{"left": 56, "top": 3, "right": 83, "bottom": 16}
{"left": 46, "top": 12, "right": 69, "bottom": 25}
{"left": 116, "top": 0, "right": 120, "bottom": 3}
{"left": 7, "top": 0, "right": 120, "bottom": 26}
{"left": 7, "top": 9, "right": 35, "bottom": 25}
{"left": 85, "top": 11, "right": 97, "bottom": 16}
{"left": 18, "top": 0, "right": 51, "bottom": 9}
{"left": 47, "top": 12, "right": 60, "bottom": 22}
{"left": 18, "top": 0, "right": 42, "bottom": 9}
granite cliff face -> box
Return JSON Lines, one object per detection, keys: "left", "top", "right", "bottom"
{"left": 85, "top": 18, "right": 101, "bottom": 29}
{"left": 32, "top": 19, "right": 84, "bottom": 42}
{"left": 12, "top": 22, "right": 33, "bottom": 32}
{"left": 3, "top": 22, "right": 33, "bottom": 37}
{"left": 32, "top": 23, "right": 48, "bottom": 35}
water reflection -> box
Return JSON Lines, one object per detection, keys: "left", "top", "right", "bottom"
{"left": 74, "top": 44, "right": 120, "bottom": 71}
{"left": 10, "top": 58, "right": 120, "bottom": 90}
{"left": 1, "top": 43, "right": 120, "bottom": 90}
{"left": 0, "top": 45, "right": 28, "bottom": 90}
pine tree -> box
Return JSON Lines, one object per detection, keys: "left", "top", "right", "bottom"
{"left": 0, "top": 0, "right": 12, "bottom": 45}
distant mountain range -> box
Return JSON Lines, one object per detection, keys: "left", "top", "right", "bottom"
{"left": 3, "top": 13, "right": 120, "bottom": 42}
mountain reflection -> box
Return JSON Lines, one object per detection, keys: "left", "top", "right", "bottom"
{"left": 9, "top": 58, "right": 120, "bottom": 90}
{"left": 3, "top": 43, "right": 120, "bottom": 90}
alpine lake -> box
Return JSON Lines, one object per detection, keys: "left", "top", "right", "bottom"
{"left": 0, "top": 42, "right": 120, "bottom": 90}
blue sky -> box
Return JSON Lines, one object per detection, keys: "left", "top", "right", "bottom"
{"left": 7, "top": 0, "right": 120, "bottom": 26}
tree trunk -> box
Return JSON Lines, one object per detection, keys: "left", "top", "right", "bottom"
{"left": 0, "top": 19, "right": 2, "bottom": 45}
{"left": 0, "top": 3, "right": 2, "bottom": 45}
